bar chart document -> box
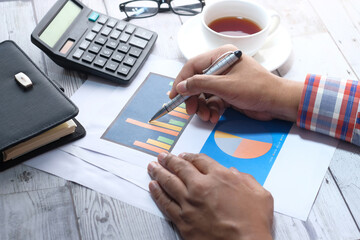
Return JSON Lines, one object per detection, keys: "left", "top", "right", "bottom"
{"left": 102, "top": 73, "right": 192, "bottom": 156}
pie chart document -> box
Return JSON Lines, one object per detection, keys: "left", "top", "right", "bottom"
{"left": 201, "top": 109, "right": 292, "bottom": 185}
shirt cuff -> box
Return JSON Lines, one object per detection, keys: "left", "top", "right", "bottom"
{"left": 296, "top": 74, "right": 360, "bottom": 146}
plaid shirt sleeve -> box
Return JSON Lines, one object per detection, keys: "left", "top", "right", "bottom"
{"left": 297, "top": 74, "right": 360, "bottom": 146}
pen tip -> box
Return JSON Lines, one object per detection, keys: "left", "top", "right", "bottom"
{"left": 149, "top": 108, "right": 167, "bottom": 122}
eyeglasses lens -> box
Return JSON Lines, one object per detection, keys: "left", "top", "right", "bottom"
{"left": 124, "top": 1, "right": 159, "bottom": 18}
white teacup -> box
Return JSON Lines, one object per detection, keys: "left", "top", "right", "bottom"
{"left": 202, "top": 0, "right": 280, "bottom": 56}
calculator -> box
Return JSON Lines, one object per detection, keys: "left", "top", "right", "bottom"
{"left": 31, "top": 0, "right": 157, "bottom": 84}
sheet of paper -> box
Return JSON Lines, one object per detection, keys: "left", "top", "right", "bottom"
{"left": 59, "top": 54, "right": 338, "bottom": 221}
{"left": 62, "top": 144, "right": 151, "bottom": 191}
{"left": 25, "top": 149, "right": 164, "bottom": 218}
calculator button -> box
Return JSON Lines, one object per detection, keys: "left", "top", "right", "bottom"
{"left": 97, "top": 15, "right": 108, "bottom": 25}
{"left": 79, "top": 40, "right": 91, "bottom": 50}
{"left": 107, "top": 19, "right": 118, "bottom": 28}
{"left": 125, "top": 25, "right": 136, "bottom": 34}
{"left": 129, "top": 36, "right": 148, "bottom": 49}
{"left": 88, "top": 44, "right": 102, "bottom": 54}
{"left": 92, "top": 23, "right": 103, "bottom": 33}
{"left": 134, "top": 28, "right": 153, "bottom": 40}
{"left": 116, "top": 21, "right": 127, "bottom": 31}
{"left": 119, "top": 32, "right": 131, "bottom": 43}
{"left": 88, "top": 12, "right": 99, "bottom": 22}
{"left": 129, "top": 47, "right": 142, "bottom": 57}
{"left": 85, "top": 31, "right": 96, "bottom": 41}
{"left": 73, "top": 49, "right": 84, "bottom": 59}
{"left": 123, "top": 56, "right": 136, "bottom": 67}
{"left": 82, "top": 52, "right": 96, "bottom": 63}
{"left": 101, "top": 26, "right": 112, "bottom": 36}
{"left": 94, "top": 56, "right": 107, "bottom": 68}
{"left": 112, "top": 52, "right": 125, "bottom": 62}
{"left": 110, "top": 30, "right": 121, "bottom": 40}
{"left": 118, "top": 43, "right": 130, "bottom": 53}
{"left": 100, "top": 48, "right": 113, "bottom": 58}
{"left": 118, "top": 65, "right": 131, "bottom": 76}
{"left": 95, "top": 35, "right": 108, "bottom": 45}
{"left": 105, "top": 60, "right": 119, "bottom": 72}
{"left": 106, "top": 39, "right": 119, "bottom": 49}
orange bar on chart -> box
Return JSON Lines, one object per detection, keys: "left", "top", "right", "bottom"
{"left": 174, "top": 107, "right": 187, "bottom": 114}
{"left": 134, "top": 141, "right": 168, "bottom": 154}
{"left": 168, "top": 111, "right": 190, "bottom": 120}
{"left": 126, "top": 118, "right": 179, "bottom": 136}
{"left": 150, "top": 120, "right": 182, "bottom": 131}
{"left": 146, "top": 139, "right": 171, "bottom": 150}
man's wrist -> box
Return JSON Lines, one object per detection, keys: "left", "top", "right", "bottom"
{"left": 270, "top": 77, "right": 303, "bottom": 122}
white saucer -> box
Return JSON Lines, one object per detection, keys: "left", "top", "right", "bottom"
{"left": 177, "top": 15, "right": 292, "bottom": 71}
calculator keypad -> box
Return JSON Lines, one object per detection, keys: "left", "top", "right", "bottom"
{"left": 71, "top": 12, "right": 155, "bottom": 82}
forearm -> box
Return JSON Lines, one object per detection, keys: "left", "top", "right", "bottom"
{"left": 268, "top": 75, "right": 303, "bottom": 122}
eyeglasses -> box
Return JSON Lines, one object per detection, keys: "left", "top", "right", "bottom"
{"left": 119, "top": 0, "right": 205, "bottom": 20}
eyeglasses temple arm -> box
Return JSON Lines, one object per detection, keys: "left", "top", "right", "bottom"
{"left": 171, "top": 3, "right": 204, "bottom": 14}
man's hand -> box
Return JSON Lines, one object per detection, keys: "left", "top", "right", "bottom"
{"left": 148, "top": 152, "right": 274, "bottom": 240}
{"left": 170, "top": 44, "right": 303, "bottom": 123}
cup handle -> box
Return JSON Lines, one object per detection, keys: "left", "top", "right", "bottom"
{"left": 267, "top": 10, "right": 281, "bottom": 40}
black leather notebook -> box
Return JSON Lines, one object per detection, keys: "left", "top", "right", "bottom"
{"left": 0, "top": 40, "right": 86, "bottom": 171}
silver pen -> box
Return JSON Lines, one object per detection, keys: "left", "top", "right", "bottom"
{"left": 149, "top": 50, "right": 242, "bottom": 122}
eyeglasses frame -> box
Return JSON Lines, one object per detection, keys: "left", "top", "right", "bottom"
{"left": 119, "top": 0, "right": 205, "bottom": 19}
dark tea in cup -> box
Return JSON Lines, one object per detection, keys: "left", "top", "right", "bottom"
{"left": 208, "top": 17, "right": 262, "bottom": 36}
{"left": 201, "top": 0, "right": 281, "bottom": 56}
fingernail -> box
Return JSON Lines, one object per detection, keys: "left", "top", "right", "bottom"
{"left": 178, "top": 152, "right": 187, "bottom": 158}
{"left": 148, "top": 162, "right": 157, "bottom": 174}
{"left": 177, "top": 81, "right": 187, "bottom": 93}
{"left": 149, "top": 180, "right": 160, "bottom": 192}
{"left": 158, "top": 152, "right": 168, "bottom": 164}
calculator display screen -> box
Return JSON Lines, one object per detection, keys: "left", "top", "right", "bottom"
{"left": 39, "top": 1, "right": 81, "bottom": 48}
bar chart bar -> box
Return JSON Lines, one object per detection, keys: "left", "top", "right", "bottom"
{"left": 157, "top": 136, "right": 174, "bottom": 145}
{"left": 150, "top": 120, "right": 182, "bottom": 131}
{"left": 134, "top": 141, "right": 168, "bottom": 154}
{"left": 126, "top": 118, "right": 179, "bottom": 136}
{"left": 169, "top": 119, "right": 185, "bottom": 127}
{"left": 174, "top": 107, "right": 187, "bottom": 114}
{"left": 146, "top": 139, "right": 171, "bottom": 150}
{"left": 169, "top": 111, "right": 190, "bottom": 120}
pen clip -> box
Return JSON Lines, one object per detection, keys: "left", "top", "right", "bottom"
{"left": 202, "top": 51, "right": 233, "bottom": 74}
